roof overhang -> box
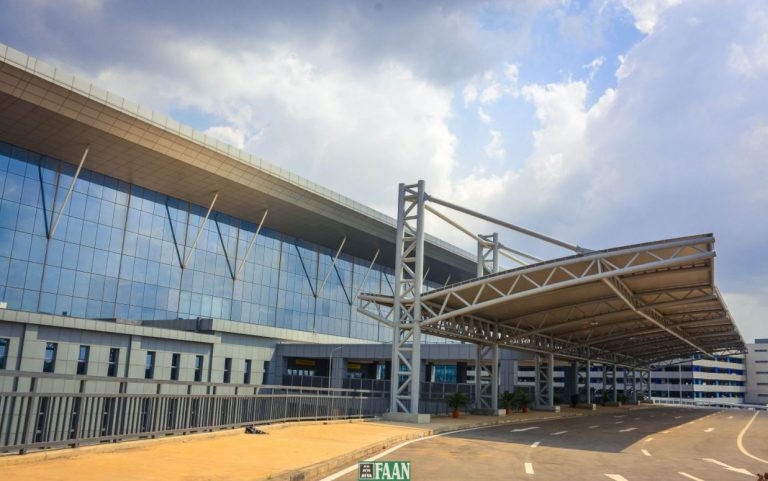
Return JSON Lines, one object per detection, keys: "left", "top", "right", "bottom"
{"left": 360, "top": 234, "right": 745, "bottom": 367}
{"left": 0, "top": 44, "right": 476, "bottom": 282}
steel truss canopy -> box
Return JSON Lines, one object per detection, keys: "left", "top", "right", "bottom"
{"left": 360, "top": 180, "right": 745, "bottom": 415}
{"left": 362, "top": 233, "right": 744, "bottom": 367}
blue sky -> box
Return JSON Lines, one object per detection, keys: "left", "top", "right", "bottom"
{"left": 0, "top": 0, "right": 766, "bottom": 342}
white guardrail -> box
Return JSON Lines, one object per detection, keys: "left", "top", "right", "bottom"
{"left": 651, "top": 397, "right": 768, "bottom": 411}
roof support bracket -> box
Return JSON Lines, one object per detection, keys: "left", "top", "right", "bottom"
{"left": 600, "top": 266, "right": 711, "bottom": 358}
{"left": 49, "top": 144, "right": 89, "bottom": 239}
{"left": 315, "top": 236, "right": 346, "bottom": 298}
{"left": 233, "top": 209, "right": 268, "bottom": 280}
{"left": 182, "top": 191, "right": 219, "bottom": 269}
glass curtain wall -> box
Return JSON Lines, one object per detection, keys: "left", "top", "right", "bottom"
{"left": 0, "top": 141, "right": 450, "bottom": 343}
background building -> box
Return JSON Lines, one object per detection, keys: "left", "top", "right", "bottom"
{"left": 651, "top": 354, "right": 746, "bottom": 404}
{"left": 745, "top": 339, "right": 768, "bottom": 405}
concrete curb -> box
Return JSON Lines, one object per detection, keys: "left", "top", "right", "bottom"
{"left": 0, "top": 418, "right": 371, "bottom": 467}
{"left": 270, "top": 412, "right": 585, "bottom": 481}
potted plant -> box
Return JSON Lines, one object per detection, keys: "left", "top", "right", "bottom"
{"left": 500, "top": 391, "right": 516, "bottom": 414}
{"left": 446, "top": 391, "right": 468, "bottom": 418}
{"left": 515, "top": 388, "right": 530, "bottom": 413}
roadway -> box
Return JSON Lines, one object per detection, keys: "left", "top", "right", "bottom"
{"left": 326, "top": 407, "right": 768, "bottom": 481}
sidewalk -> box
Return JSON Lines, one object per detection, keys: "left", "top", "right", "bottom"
{"left": 2, "top": 406, "right": 647, "bottom": 481}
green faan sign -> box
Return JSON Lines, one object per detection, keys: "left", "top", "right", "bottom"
{"left": 358, "top": 461, "right": 411, "bottom": 481}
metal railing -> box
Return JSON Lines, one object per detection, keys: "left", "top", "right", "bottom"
{"left": 282, "top": 375, "right": 479, "bottom": 415}
{"left": 651, "top": 397, "right": 767, "bottom": 411}
{"left": 0, "top": 371, "right": 388, "bottom": 454}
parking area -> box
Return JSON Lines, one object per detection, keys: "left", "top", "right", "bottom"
{"left": 327, "top": 407, "right": 768, "bottom": 481}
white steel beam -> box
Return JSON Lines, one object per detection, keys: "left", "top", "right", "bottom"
{"left": 316, "top": 236, "right": 347, "bottom": 298}
{"left": 426, "top": 193, "right": 589, "bottom": 253}
{"left": 233, "top": 209, "right": 268, "bottom": 280}
{"left": 600, "top": 270, "right": 712, "bottom": 357}
{"left": 49, "top": 145, "right": 89, "bottom": 239}
{"left": 352, "top": 249, "right": 380, "bottom": 301}
{"left": 182, "top": 191, "right": 219, "bottom": 269}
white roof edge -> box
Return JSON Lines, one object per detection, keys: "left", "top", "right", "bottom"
{"left": 0, "top": 42, "right": 474, "bottom": 263}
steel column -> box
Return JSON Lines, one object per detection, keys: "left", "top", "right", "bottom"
{"left": 477, "top": 233, "right": 500, "bottom": 277}
{"left": 390, "top": 181, "right": 426, "bottom": 414}
{"left": 585, "top": 358, "right": 592, "bottom": 405}
{"left": 602, "top": 363, "right": 607, "bottom": 404}
{"left": 632, "top": 368, "right": 638, "bottom": 402}
{"left": 491, "top": 344, "right": 499, "bottom": 411}
{"left": 534, "top": 353, "right": 554, "bottom": 408}
{"left": 612, "top": 364, "right": 618, "bottom": 403}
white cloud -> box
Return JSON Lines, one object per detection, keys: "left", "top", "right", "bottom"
{"left": 124, "top": 43, "right": 456, "bottom": 211}
{"left": 463, "top": 83, "right": 478, "bottom": 106}
{"left": 583, "top": 56, "right": 605, "bottom": 81}
{"left": 622, "top": 0, "right": 683, "bottom": 34}
{"left": 447, "top": 1, "right": 768, "bottom": 340}
{"left": 724, "top": 289, "right": 768, "bottom": 344}
{"left": 484, "top": 130, "right": 505, "bottom": 159}
{"left": 204, "top": 126, "right": 246, "bottom": 150}
{"left": 477, "top": 106, "right": 492, "bottom": 124}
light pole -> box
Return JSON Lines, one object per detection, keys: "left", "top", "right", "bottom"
{"left": 329, "top": 346, "right": 344, "bottom": 390}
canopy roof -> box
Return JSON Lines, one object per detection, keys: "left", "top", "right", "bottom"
{"left": 360, "top": 234, "right": 745, "bottom": 367}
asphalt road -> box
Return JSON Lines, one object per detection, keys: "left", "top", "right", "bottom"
{"left": 326, "top": 407, "right": 768, "bottom": 481}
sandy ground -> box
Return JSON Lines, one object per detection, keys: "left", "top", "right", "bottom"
{"left": 3, "top": 421, "right": 424, "bottom": 481}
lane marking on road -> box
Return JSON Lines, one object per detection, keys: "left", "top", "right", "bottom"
{"left": 615, "top": 421, "right": 624, "bottom": 424}
{"left": 318, "top": 418, "right": 562, "bottom": 481}
{"left": 589, "top": 425, "right": 600, "bottom": 429}
{"left": 614, "top": 415, "right": 627, "bottom": 418}
{"left": 512, "top": 426, "right": 540, "bottom": 432}
{"left": 675, "top": 415, "right": 683, "bottom": 419}
{"left": 525, "top": 462, "right": 534, "bottom": 474}
{"left": 641, "top": 449, "right": 651, "bottom": 457}
{"left": 551, "top": 430, "right": 567, "bottom": 436}
{"left": 644, "top": 437, "right": 654, "bottom": 443}
{"left": 702, "top": 458, "right": 754, "bottom": 476}
{"left": 605, "top": 475, "right": 629, "bottom": 481}
{"left": 619, "top": 427, "right": 637, "bottom": 432}
{"left": 531, "top": 441, "right": 540, "bottom": 448}
{"left": 634, "top": 417, "right": 640, "bottom": 420}
{"left": 736, "top": 411, "right": 768, "bottom": 465}
{"left": 678, "top": 472, "right": 705, "bottom": 481}
{"left": 704, "top": 427, "right": 714, "bottom": 433}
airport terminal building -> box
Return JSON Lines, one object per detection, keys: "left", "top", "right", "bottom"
{"left": 0, "top": 44, "right": 747, "bottom": 451}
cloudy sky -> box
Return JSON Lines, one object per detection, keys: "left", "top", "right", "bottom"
{"left": 1, "top": 0, "right": 766, "bottom": 341}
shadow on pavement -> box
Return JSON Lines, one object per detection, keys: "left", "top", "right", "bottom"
{"left": 442, "top": 407, "right": 715, "bottom": 453}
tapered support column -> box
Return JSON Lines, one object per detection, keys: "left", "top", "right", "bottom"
{"left": 475, "top": 344, "right": 483, "bottom": 409}
{"left": 602, "top": 363, "right": 608, "bottom": 404}
{"left": 534, "top": 353, "right": 554, "bottom": 409}
{"left": 491, "top": 344, "right": 499, "bottom": 411}
{"left": 612, "top": 364, "right": 618, "bottom": 403}
{"left": 632, "top": 368, "right": 638, "bottom": 402}
{"left": 585, "top": 359, "right": 592, "bottom": 405}
{"left": 547, "top": 353, "right": 554, "bottom": 407}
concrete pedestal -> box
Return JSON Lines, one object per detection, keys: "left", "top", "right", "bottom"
{"left": 533, "top": 405, "right": 560, "bottom": 413}
{"left": 383, "top": 412, "right": 432, "bottom": 424}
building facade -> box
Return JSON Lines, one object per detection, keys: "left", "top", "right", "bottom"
{"left": 650, "top": 354, "right": 746, "bottom": 404}
{"left": 745, "top": 339, "right": 768, "bottom": 405}
{"left": 0, "top": 43, "right": 477, "bottom": 401}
